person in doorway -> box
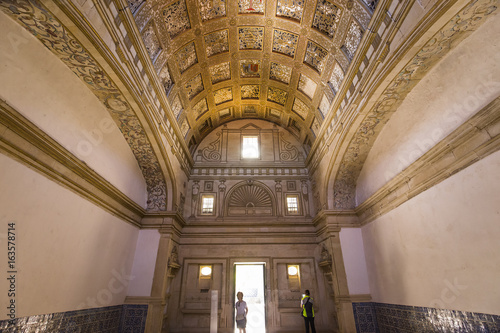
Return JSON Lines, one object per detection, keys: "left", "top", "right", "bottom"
{"left": 301, "top": 289, "right": 316, "bottom": 333}
{"left": 235, "top": 291, "right": 248, "bottom": 333}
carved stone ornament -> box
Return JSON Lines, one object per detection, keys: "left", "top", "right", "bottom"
{"left": 168, "top": 246, "right": 181, "bottom": 277}
{"left": 0, "top": 0, "right": 169, "bottom": 211}
{"left": 318, "top": 245, "right": 332, "bottom": 272}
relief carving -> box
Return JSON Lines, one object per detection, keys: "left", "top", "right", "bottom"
{"left": 226, "top": 181, "right": 274, "bottom": 216}
{"left": 279, "top": 132, "right": 299, "bottom": 161}
{"left": 200, "top": 131, "right": 222, "bottom": 161}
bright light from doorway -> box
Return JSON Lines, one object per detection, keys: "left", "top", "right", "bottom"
{"left": 235, "top": 264, "right": 266, "bottom": 333}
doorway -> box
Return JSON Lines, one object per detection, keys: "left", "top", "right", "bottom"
{"left": 234, "top": 263, "right": 266, "bottom": 332}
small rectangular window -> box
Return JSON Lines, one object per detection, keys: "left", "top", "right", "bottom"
{"left": 286, "top": 195, "right": 299, "bottom": 214}
{"left": 242, "top": 135, "right": 259, "bottom": 158}
{"left": 201, "top": 195, "right": 214, "bottom": 214}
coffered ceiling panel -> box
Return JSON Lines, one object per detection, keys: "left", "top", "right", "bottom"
{"left": 132, "top": 0, "right": 376, "bottom": 148}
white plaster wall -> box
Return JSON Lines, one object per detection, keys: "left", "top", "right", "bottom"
{"left": 362, "top": 150, "right": 500, "bottom": 315}
{"left": 357, "top": 14, "right": 500, "bottom": 204}
{"left": 127, "top": 230, "right": 161, "bottom": 296}
{"left": 0, "top": 154, "right": 139, "bottom": 319}
{"left": 0, "top": 12, "right": 147, "bottom": 207}
{"left": 339, "top": 228, "right": 370, "bottom": 295}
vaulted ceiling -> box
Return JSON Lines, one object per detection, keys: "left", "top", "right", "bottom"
{"left": 131, "top": 0, "right": 377, "bottom": 148}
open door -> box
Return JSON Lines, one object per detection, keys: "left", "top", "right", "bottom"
{"left": 234, "top": 263, "right": 266, "bottom": 332}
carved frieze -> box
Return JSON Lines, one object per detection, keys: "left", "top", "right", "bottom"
{"left": 333, "top": 0, "right": 499, "bottom": 209}
{"left": 0, "top": 0, "right": 168, "bottom": 211}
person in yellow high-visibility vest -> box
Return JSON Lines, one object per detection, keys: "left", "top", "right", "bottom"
{"left": 300, "top": 289, "right": 316, "bottom": 333}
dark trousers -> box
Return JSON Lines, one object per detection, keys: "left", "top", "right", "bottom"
{"left": 304, "top": 316, "right": 316, "bottom": 333}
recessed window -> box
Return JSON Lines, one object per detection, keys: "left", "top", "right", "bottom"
{"left": 201, "top": 195, "right": 215, "bottom": 214}
{"left": 242, "top": 135, "right": 259, "bottom": 158}
{"left": 287, "top": 264, "right": 301, "bottom": 291}
{"left": 286, "top": 195, "right": 299, "bottom": 214}
{"left": 200, "top": 265, "right": 212, "bottom": 277}
{"left": 288, "top": 265, "right": 299, "bottom": 276}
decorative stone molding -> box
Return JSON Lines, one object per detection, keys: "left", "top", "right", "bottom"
{"left": 0, "top": 0, "right": 168, "bottom": 211}
{"left": 225, "top": 180, "right": 275, "bottom": 216}
{"left": 0, "top": 100, "right": 144, "bottom": 226}
{"left": 356, "top": 96, "right": 500, "bottom": 225}
{"left": 333, "top": 0, "right": 499, "bottom": 209}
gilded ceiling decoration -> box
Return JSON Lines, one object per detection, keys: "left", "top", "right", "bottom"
{"left": 269, "top": 62, "right": 292, "bottom": 84}
{"left": 318, "top": 94, "right": 331, "bottom": 118}
{"left": 240, "top": 60, "right": 262, "bottom": 78}
{"left": 268, "top": 87, "right": 288, "bottom": 106}
{"left": 239, "top": 0, "right": 266, "bottom": 14}
{"left": 241, "top": 85, "right": 261, "bottom": 99}
{"left": 213, "top": 87, "right": 233, "bottom": 105}
{"left": 199, "top": 0, "right": 226, "bottom": 21}
{"left": 171, "top": 95, "right": 184, "bottom": 119}
{"left": 162, "top": 0, "right": 191, "bottom": 38}
{"left": 328, "top": 62, "right": 345, "bottom": 93}
{"left": 239, "top": 27, "right": 265, "bottom": 50}
{"left": 210, "top": 62, "right": 232, "bottom": 83}
{"left": 292, "top": 98, "right": 310, "bottom": 120}
{"left": 276, "top": 0, "right": 305, "bottom": 22}
{"left": 297, "top": 74, "right": 318, "bottom": 99}
{"left": 312, "top": 0, "right": 342, "bottom": 38}
{"left": 176, "top": 42, "right": 198, "bottom": 73}
{"left": 0, "top": 0, "right": 168, "bottom": 211}
{"left": 204, "top": 30, "right": 230, "bottom": 57}
{"left": 132, "top": 0, "right": 376, "bottom": 148}
{"left": 142, "top": 22, "right": 162, "bottom": 61}
{"left": 272, "top": 29, "right": 299, "bottom": 57}
{"left": 193, "top": 98, "right": 209, "bottom": 118}
{"left": 185, "top": 74, "right": 205, "bottom": 100}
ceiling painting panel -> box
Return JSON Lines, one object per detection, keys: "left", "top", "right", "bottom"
{"left": 343, "top": 19, "right": 363, "bottom": 60}
{"left": 199, "top": 0, "right": 226, "bottom": 22}
{"left": 238, "top": 0, "right": 265, "bottom": 14}
{"left": 214, "top": 87, "right": 233, "bottom": 105}
{"left": 238, "top": 27, "right": 264, "bottom": 50}
{"left": 210, "top": 62, "right": 231, "bottom": 84}
{"left": 142, "top": 21, "right": 162, "bottom": 61}
{"left": 193, "top": 98, "right": 209, "bottom": 118}
{"left": 241, "top": 85, "right": 261, "bottom": 99}
{"left": 162, "top": 0, "right": 191, "bottom": 39}
{"left": 318, "top": 94, "right": 331, "bottom": 118}
{"left": 303, "top": 40, "right": 329, "bottom": 74}
{"left": 185, "top": 73, "right": 205, "bottom": 100}
{"left": 204, "top": 29, "right": 230, "bottom": 57}
{"left": 297, "top": 74, "right": 317, "bottom": 99}
{"left": 240, "top": 60, "right": 262, "bottom": 78}
{"left": 328, "top": 62, "right": 344, "bottom": 93}
{"left": 267, "top": 87, "right": 288, "bottom": 106}
{"left": 276, "top": 0, "right": 305, "bottom": 22}
{"left": 272, "top": 29, "right": 299, "bottom": 58}
{"left": 269, "top": 62, "right": 292, "bottom": 84}
{"left": 292, "top": 98, "right": 309, "bottom": 120}
{"left": 171, "top": 94, "right": 184, "bottom": 119}
{"left": 311, "top": 0, "right": 342, "bottom": 38}
{"left": 176, "top": 42, "right": 198, "bottom": 73}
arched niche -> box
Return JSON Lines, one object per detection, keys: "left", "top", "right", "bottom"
{"left": 224, "top": 180, "right": 276, "bottom": 217}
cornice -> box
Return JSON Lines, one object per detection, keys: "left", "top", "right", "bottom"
{"left": 356, "top": 96, "right": 500, "bottom": 225}
{"left": 0, "top": 99, "right": 145, "bottom": 227}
